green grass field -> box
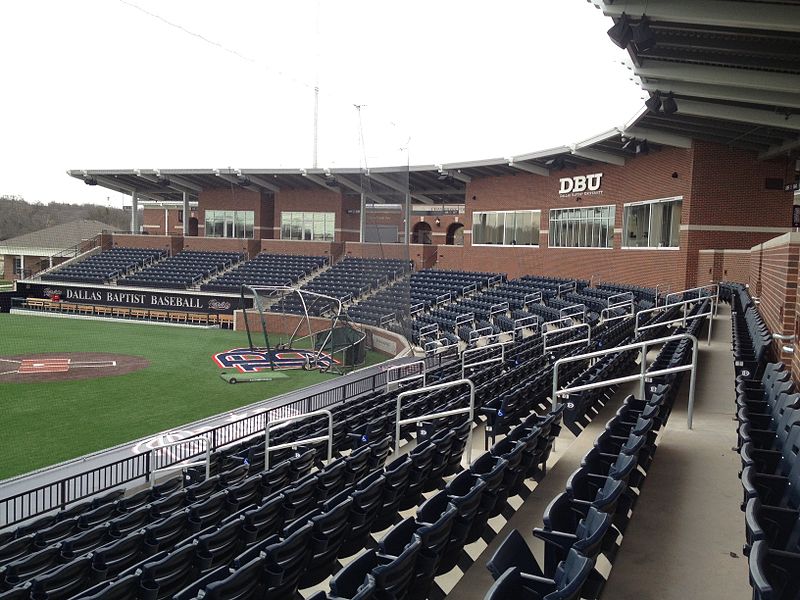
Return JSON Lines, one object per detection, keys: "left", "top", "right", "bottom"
{"left": 0, "top": 313, "right": 386, "bottom": 480}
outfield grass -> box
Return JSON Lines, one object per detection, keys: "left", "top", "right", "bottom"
{"left": 0, "top": 313, "right": 386, "bottom": 480}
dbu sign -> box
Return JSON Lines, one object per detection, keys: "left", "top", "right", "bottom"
{"left": 559, "top": 173, "right": 603, "bottom": 195}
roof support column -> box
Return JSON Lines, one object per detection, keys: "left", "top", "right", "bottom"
{"left": 130, "top": 191, "right": 139, "bottom": 234}
{"left": 403, "top": 193, "right": 411, "bottom": 245}
{"left": 182, "top": 192, "right": 190, "bottom": 236}
{"left": 359, "top": 192, "right": 367, "bottom": 243}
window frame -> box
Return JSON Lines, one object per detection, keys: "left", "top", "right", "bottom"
{"left": 471, "top": 209, "right": 541, "bottom": 247}
{"left": 548, "top": 204, "right": 615, "bottom": 249}
{"left": 279, "top": 211, "right": 336, "bottom": 241}
{"left": 621, "top": 196, "right": 683, "bottom": 250}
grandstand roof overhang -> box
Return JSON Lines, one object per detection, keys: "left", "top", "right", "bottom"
{"left": 67, "top": 128, "right": 676, "bottom": 206}
{"left": 592, "top": 0, "right": 800, "bottom": 160}
{"left": 69, "top": 1, "right": 800, "bottom": 205}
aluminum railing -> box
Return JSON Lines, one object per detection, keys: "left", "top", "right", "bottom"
{"left": 551, "top": 333, "right": 699, "bottom": 428}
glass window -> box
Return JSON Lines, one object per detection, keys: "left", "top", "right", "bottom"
{"left": 622, "top": 198, "right": 681, "bottom": 248}
{"left": 280, "top": 212, "right": 336, "bottom": 241}
{"left": 204, "top": 210, "right": 254, "bottom": 238}
{"left": 472, "top": 210, "right": 540, "bottom": 246}
{"left": 549, "top": 205, "right": 615, "bottom": 248}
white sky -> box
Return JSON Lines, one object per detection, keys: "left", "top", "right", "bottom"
{"left": 0, "top": 1, "right": 643, "bottom": 207}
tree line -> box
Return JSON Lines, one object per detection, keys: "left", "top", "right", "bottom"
{"left": 0, "top": 196, "right": 130, "bottom": 241}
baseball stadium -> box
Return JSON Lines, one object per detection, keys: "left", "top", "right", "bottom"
{"left": 0, "top": 2, "right": 799, "bottom": 600}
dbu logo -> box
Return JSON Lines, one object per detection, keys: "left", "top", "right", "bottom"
{"left": 559, "top": 173, "right": 603, "bottom": 195}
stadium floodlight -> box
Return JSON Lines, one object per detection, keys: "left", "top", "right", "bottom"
{"left": 632, "top": 16, "right": 657, "bottom": 52}
{"left": 607, "top": 13, "right": 633, "bottom": 49}
{"left": 636, "top": 140, "right": 650, "bottom": 155}
{"left": 544, "top": 157, "right": 566, "bottom": 170}
{"left": 662, "top": 93, "right": 678, "bottom": 115}
{"left": 84, "top": 176, "right": 98, "bottom": 186}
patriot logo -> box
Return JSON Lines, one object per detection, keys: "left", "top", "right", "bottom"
{"left": 213, "top": 348, "right": 339, "bottom": 372}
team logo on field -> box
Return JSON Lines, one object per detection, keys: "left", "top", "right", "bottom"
{"left": 213, "top": 348, "right": 339, "bottom": 372}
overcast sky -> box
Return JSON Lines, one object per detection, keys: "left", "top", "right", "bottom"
{"left": 0, "top": 1, "right": 643, "bottom": 207}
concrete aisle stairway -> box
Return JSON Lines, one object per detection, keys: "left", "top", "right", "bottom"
{"left": 599, "top": 302, "right": 748, "bottom": 600}
{"left": 448, "top": 303, "right": 748, "bottom": 600}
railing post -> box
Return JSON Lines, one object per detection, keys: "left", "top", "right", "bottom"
{"left": 59, "top": 480, "right": 68, "bottom": 511}
{"left": 144, "top": 451, "right": 151, "bottom": 483}
{"left": 639, "top": 344, "right": 647, "bottom": 399}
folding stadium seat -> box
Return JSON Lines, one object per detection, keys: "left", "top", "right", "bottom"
{"left": 240, "top": 493, "right": 285, "bottom": 545}
{"left": 258, "top": 521, "right": 314, "bottom": 598}
{"left": 468, "top": 453, "right": 509, "bottom": 540}
{"left": 490, "top": 437, "right": 527, "bottom": 514}
{"left": 398, "top": 443, "right": 435, "bottom": 510}
{"left": 0, "top": 545, "right": 63, "bottom": 591}
{"left": 187, "top": 491, "right": 229, "bottom": 533}
{"left": 27, "top": 554, "right": 103, "bottom": 600}
{"left": 60, "top": 525, "right": 112, "bottom": 559}
{"left": 288, "top": 448, "right": 317, "bottom": 481}
{"left": 329, "top": 471, "right": 385, "bottom": 558}
{"left": 93, "top": 531, "right": 157, "bottom": 579}
{"left": 533, "top": 505, "right": 616, "bottom": 582}
{"left": 344, "top": 446, "right": 373, "bottom": 486}
{"left": 32, "top": 517, "right": 81, "bottom": 549}
{"left": 748, "top": 539, "right": 800, "bottom": 600}
{"left": 486, "top": 550, "right": 596, "bottom": 600}
{"left": 368, "top": 436, "right": 392, "bottom": 470}
{"left": 282, "top": 475, "right": 319, "bottom": 523}
{"left": 107, "top": 506, "right": 154, "bottom": 539}
{"left": 259, "top": 460, "right": 291, "bottom": 495}
{"left": 372, "top": 456, "right": 412, "bottom": 532}
{"left": 149, "top": 491, "right": 186, "bottom": 518}
{"left": 744, "top": 497, "right": 800, "bottom": 559}
{"left": 299, "top": 495, "right": 354, "bottom": 587}
{"left": 143, "top": 511, "right": 194, "bottom": 553}
{"left": 329, "top": 537, "right": 421, "bottom": 600}
{"left": 0, "top": 535, "right": 36, "bottom": 568}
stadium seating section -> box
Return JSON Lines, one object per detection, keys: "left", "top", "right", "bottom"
{"left": 0, "top": 276, "right": 715, "bottom": 600}
{"left": 119, "top": 251, "right": 244, "bottom": 290}
{"left": 40, "top": 248, "right": 165, "bottom": 285}
{"left": 200, "top": 253, "right": 328, "bottom": 293}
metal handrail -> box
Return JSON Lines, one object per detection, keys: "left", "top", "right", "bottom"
{"left": 542, "top": 316, "right": 574, "bottom": 332}
{"left": 461, "top": 340, "right": 510, "bottom": 379}
{"left": 600, "top": 299, "right": 634, "bottom": 324}
{"left": 635, "top": 296, "right": 714, "bottom": 345}
{"left": 264, "top": 409, "right": 333, "bottom": 469}
{"left": 386, "top": 360, "right": 426, "bottom": 392}
{"left": 150, "top": 438, "right": 209, "bottom": 487}
{"left": 543, "top": 323, "right": 591, "bottom": 355}
{"left": 524, "top": 292, "right": 542, "bottom": 307}
{"left": 608, "top": 291, "right": 634, "bottom": 307}
{"left": 513, "top": 315, "right": 540, "bottom": 337}
{"left": 419, "top": 322, "right": 439, "bottom": 338}
{"left": 666, "top": 283, "right": 719, "bottom": 317}
{"left": 394, "top": 379, "right": 476, "bottom": 464}
{"left": 560, "top": 303, "right": 587, "bottom": 321}
{"left": 552, "top": 333, "right": 699, "bottom": 428}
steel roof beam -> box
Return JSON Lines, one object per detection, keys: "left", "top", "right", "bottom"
{"left": 632, "top": 62, "right": 799, "bottom": 95}
{"left": 593, "top": 1, "right": 800, "bottom": 34}
{"left": 570, "top": 146, "right": 626, "bottom": 166}
{"left": 507, "top": 159, "right": 549, "bottom": 176}
{"left": 759, "top": 136, "right": 800, "bottom": 160}
{"left": 639, "top": 79, "right": 800, "bottom": 111}
{"left": 618, "top": 127, "right": 693, "bottom": 148}
{"left": 674, "top": 100, "right": 800, "bottom": 132}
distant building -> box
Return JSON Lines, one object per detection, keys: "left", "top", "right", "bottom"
{"left": 0, "top": 219, "right": 119, "bottom": 280}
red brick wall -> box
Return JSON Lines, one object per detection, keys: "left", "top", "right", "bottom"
{"left": 197, "top": 188, "right": 269, "bottom": 240}
{"left": 182, "top": 236, "right": 253, "bottom": 256}
{"left": 721, "top": 250, "right": 750, "bottom": 283}
{"left": 112, "top": 234, "right": 181, "bottom": 255}
{"left": 751, "top": 234, "right": 800, "bottom": 368}
{"left": 273, "top": 188, "right": 353, "bottom": 242}
{"left": 442, "top": 146, "right": 693, "bottom": 286}
{"left": 142, "top": 207, "right": 197, "bottom": 236}
{"left": 342, "top": 242, "right": 434, "bottom": 270}
{"left": 259, "top": 240, "right": 343, "bottom": 261}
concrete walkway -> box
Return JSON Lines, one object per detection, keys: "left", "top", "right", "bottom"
{"left": 449, "top": 303, "right": 748, "bottom": 600}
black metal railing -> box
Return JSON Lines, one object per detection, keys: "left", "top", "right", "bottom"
{"left": 0, "top": 365, "right": 406, "bottom": 528}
